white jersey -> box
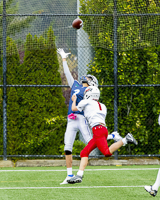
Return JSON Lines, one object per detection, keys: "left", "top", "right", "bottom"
{"left": 77, "top": 99, "right": 107, "bottom": 128}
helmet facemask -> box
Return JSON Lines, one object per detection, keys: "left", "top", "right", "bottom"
{"left": 80, "top": 74, "right": 98, "bottom": 87}
{"left": 84, "top": 86, "right": 100, "bottom": 101}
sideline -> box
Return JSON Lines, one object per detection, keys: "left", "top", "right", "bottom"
{"left": 0, "top": 168, "right": 159, "bottom": 172}
{"left": 0, "top": 185, "right": 145, "bottom": 189}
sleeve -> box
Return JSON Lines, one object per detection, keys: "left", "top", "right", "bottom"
{"left": 63, "top": 61, "right": 74, "bottom": 88}
{"left": 77, "top": 100, "right": 87, "bottom": 112}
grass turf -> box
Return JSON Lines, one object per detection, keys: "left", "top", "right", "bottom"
{"left": 0, "top": 165, "right": 158, "bottom": 200}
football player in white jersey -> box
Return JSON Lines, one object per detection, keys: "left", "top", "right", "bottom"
{"left": 67, "top": 86, "right": 138, "bottom": 184}
{"left": 57, "top": 49, "right": 123, "bottom": 185}
{"left": 144, "top": 114, "right": 160, "bottom": 197}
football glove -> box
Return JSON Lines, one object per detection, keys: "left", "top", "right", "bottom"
{"left": 57, "top": 48, "right": 71, "bottom": 59}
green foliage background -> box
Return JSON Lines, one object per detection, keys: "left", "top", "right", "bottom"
{"left": 80, "top": 0, "right": 160, "bottom": 51}
{"left": 80, "top": 0, "right": 160, "bottom": 155}
{"left": 0, "top": 0, "right": 160, "bottom": 156}
{"left": 1, "top": 27, "right": 68, "bottom": 156}
{"left": 86, "top": 47, "right": 160, "bottom": 155}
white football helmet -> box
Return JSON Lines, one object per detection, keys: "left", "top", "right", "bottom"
{"left": 84, "top": 86, "right": 100, "bottom": 101}
{"left": 80, "top": 74, "right": 98, "bottom": 87}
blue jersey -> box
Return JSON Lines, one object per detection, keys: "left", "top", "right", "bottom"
{"left": 68, "top": 80, "right": 87, "bottom": 115}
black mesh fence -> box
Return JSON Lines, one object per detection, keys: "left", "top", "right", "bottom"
{"left": 0, "top": 0, "right": 160, "bottom": 159}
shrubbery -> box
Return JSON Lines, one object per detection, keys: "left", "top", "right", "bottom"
{"left": 86, "top": 47, "right": 160, "bottom": 155}
{"left": 79, "top": 0, "right": 160, "bottom": 155}
{"left": 1, "top": 27, "right": 68, "bottom": 155}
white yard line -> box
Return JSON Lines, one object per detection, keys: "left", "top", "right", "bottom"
{"left": 0, "top": 168, "right": 158, "bottom": 172}
{"left": 0, "top": 185, "right": 145, "bottom": 189}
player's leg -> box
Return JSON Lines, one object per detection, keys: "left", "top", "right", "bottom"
{"left": 144, "top": 168, "right": 160, "bottom": 197}
{"left": 95, "top": 133, "right": 123, "bottom": 156}
{"left": 93, "top": 126, "right": 136, "bottom": 156}
{"left": 78, "top": 115, "right": 92, "bottom": 143}
{"left": 144, "top": 185, "right": 158, "bottom": 197}
{"left": 60, "top": 119, "right": 78, "bottom": 185}
{"left": 67, "top": 138, "right": 96, "bottom": 184}
{"left": 67, "top": 157, "right": 88, "bottom": 184}
{"left": 109, "top": 132, "right": 138, "bottom": 153}
{"left": 68, "top": 130, "right": 124, "bottom": 184}
{"left": 109, "top": 131, "right": 123, "bottom": 141}
{"left": 109, "top": 140, "right": 123, "bottom": 153}
{"left": 152, "top": 169, "right": 160, "bottom": 191}
{"left": 92, "top": 126, "right": 112, "bottom": 156}
{"left": 79, "top": 138, "right": 97, "bottom": 170}
{"left": 78, "top": 115, "right": 121, "bottom": 142}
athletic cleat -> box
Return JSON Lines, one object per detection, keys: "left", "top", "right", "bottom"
{"left": 60, "top": 175, "right": 75, "bottom": 185}
{"left": 67, "top": 175, "right": 83, "bottom": 184}
{"left": 144, "top": 185, "right": 158, "bottom": 197}
{"left": 125, "top": 133, "right": 138, "bottom": 145}
{"left": 111, "top": 131, "right": 123, "bottom": 142}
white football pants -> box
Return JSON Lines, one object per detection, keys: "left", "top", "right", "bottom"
{"left": 64, "top": 114, "right": 92, "bottom": 152}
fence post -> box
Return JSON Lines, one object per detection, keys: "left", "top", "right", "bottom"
{"left": 113, "top": 0, "right": 118, "bottom": 160}
{"left": 2, "top": 0, "right": 7, "bottom": 161}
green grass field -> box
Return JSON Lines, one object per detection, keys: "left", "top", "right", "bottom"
{"left": 0, "top": 165, "right": 158, "bottom": 200}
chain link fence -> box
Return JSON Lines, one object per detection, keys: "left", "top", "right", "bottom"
{"left": 0, "top": 0, "right": 160, "bottom": 160}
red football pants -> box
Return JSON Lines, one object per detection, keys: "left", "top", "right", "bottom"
{"left": 80, "top": 125, "right": 112, "bottom": 157}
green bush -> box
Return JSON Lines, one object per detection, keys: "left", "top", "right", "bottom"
{"left": 80, "top": 1, "right": 160, "bottom": 155}
{"left": 87, "top": 47, "right": 160, "bottom": 155}
{"left": 26, "top": 115, "right": 67, "bottom": 155}
{"left": 4, "top": 27, "right": 68, "bottom": 155}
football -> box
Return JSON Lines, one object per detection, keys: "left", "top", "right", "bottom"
{"left": 72, "top": 18, "right": 83, "bottom": 29}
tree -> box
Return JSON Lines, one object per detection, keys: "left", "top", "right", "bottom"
{"left": 0, "top": 0, "right": 38, "bottom": 70}
{"left": 80, "top": 0, "right": 160, "bottom": 155}
{"left": 5, "top": 27, "right": 68, "bottom": 155}
{"left": 0, "top": 0, "right": 38, "bottom": 41}
{"left": 80, "top": 0, "right": 160, "bottom": 51}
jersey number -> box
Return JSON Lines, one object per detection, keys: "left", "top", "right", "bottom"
{"left": 74, "top": 89, "right": 80, "bottom": 95}
{"left": 97, "top": 102, "right": 102, "bottom": 110}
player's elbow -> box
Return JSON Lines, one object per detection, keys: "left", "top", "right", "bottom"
{"left": 72, "top": 106, "right": 78, "bottom": 111}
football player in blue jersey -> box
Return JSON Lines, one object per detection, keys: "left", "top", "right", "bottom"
{"left": 57, "top": 48, "right": 123, "bottom": 184}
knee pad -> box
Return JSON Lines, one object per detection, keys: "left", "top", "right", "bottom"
{"left": 65, "top": 150, "right": 72, "bottom": 155}
{"left": 80, "top": 148, "right": 89, "bottom": 158}
{"left": 104, "top": 149, "right": 112, "bottom": 157}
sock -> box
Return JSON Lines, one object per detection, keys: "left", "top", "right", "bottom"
{"left": 122, "top": 138, "right": 127, "bottom": 146}
{"left": 107, "top": 134, "right": 114, "bottom": 140}
{"left": 77, "top": 170, "right": 84, "bottom": 177}
{"left": 152, "top": 169, "right": 160, "bottom": 191}
{"left": 67, "top": 167, "right": 73, "bottom": 176}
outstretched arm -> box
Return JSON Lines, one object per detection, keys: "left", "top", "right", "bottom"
{"left": 57, "top": 48, "right": 74, "bottom": 88}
